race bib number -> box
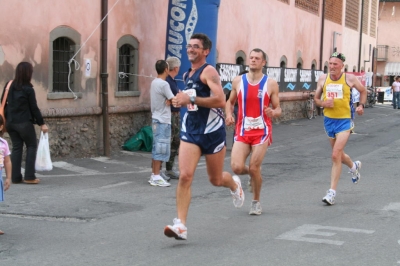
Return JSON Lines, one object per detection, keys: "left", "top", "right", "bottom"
{"left": 244, "top": 116, "right": 265, "bottom": 130}
{"left": 326, "top": 84, "right": 343, "bottom": 99}
{"left": 183, "top": 89, "right": 198, "bottom": 111}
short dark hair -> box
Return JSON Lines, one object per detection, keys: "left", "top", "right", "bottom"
{"left": 190, "top": 33, "right": 212, "bottom": 51}
{"left": 155, "top": 60, "right": 168, "bottom": 74}
{"left": 14, "top": 62, "right": 33, "bottom": 87}
{"left": 250, "top": 48, "right": 267, "bottom": 61}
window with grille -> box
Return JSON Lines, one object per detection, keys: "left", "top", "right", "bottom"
{"left": 118, "top": 44, "right": 135, "bottom": 91}
{"left": 53, "top": 37, "right": 75, "bottom": 92}
{"left": 116, "top": 35, "right": 139, "bottom": 96}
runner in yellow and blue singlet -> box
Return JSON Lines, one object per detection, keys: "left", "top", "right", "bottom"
{"left": 314, "top": 52, "right": 367, "bottom": 206}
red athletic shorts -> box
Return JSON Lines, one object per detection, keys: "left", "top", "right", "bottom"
{"left": 234, "top": 134, "right": 271, "bottom": 146}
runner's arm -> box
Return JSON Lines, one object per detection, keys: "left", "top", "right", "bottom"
{"left": 226, "top": 76, "right": 240, "bottom": 126}
{"left": 347, "top": 74, "right": 367, "bottom": 106}
{"left": 264, "top": 79, "right": 281, "bottom": 118}
{"left": 314, "top": 74, "right": 328, "bottom": 107}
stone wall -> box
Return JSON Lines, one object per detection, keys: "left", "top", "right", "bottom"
{"left": 3, "top": 100, "right": 308, "bottom": 160}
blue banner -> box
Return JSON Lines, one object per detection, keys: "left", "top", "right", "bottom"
{"left": 165, "top": 0, "right": 221, "bottom": 90}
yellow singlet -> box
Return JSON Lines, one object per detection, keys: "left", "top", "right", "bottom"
{"left": 322, "top": 73, "right": 351, "bottom": 119}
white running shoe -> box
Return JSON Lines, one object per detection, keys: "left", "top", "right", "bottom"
{"left": 322, "top": 190, "right": 335, "bottom": 205}
{"left": 231, "top": 175, "right": 244, "bottom": 208}
{"left": 350, "top": 161, "right": 361, "bottom": 184}
{"left": 249, "top": 200, "right": 262, "bottom": 215}
{"left": 149, "top": 176, "right": 171, "bottom": 187}
{"left": 164, "top": 218, "right": 187, "bottom": 240}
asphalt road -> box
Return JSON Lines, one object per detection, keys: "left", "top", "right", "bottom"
{"left": 0, "top": 102, "right": 399, "bottom": 266}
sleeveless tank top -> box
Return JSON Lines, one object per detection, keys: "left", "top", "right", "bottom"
{"left": 181, "top": 64, "right": 225, "bottom": 134}
{"left": 236, "top": 74, "right": 272, "bottom": 137}
{"left": 322, "top": 73, "right": 353, "bottom": 119}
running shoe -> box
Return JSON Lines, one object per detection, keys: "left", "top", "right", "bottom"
{"left": 149, "top": 176, "right": 171, "bottom": 187}
{"left": 160, "top": 171, "right": 171, "bottom": 182}
{"left": 350, "top": 161, "right": 362, "bottom": 184}
{"left": 148, "top": 174, "right": 153, "bottom": 184}
{"left": 231, "top": 175, "right": 244, "bottom": 208}
{"left": 322, "top": 190, "right": 335, "bottom": 205}
{"left": 249, "top": 200, "right": 262, "bottom": 215}
{"left": 165, "top": 170, "right": 180, "bottom": 179}
{"left": 164, "top": 218, "right": 187, "bottom": 240}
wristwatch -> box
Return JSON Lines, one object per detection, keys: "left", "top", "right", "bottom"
{"left": 190, "top": 95, "right": 196, "bottom": 104}
{"left": 359, "top": 103, "right": 365, "bottom": 108}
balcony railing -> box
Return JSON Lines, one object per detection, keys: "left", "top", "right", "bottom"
{"left": 377, "top": 45, "right": 389, "bottom": 61}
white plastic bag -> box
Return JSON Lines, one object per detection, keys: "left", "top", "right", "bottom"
{"left": 35, "top": 132, "right": 53, "bottom": 171}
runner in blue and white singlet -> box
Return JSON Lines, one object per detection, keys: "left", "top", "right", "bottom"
{"left": 181, "top": 63, "right": 225, "bottom": 135}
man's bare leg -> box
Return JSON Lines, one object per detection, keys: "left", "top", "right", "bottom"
{"left": 231, "top": 142, "right": 251, "bottom": 175}
{"left": 152, "top": 159, "right": 162, "bottom": 175}
{"left": 248, "top": 142, "right": 269, "bottom": 201}
{"left": 205, "top": 146, "right": 237, "bottom": 190}
{"left": 329, "top": 131, "right": 351, "bottom": 191}
{"left": 176, "top": 141, "right": 201, "bottom": 225}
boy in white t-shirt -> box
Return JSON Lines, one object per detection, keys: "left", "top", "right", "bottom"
{"left": 0, "top": 116, "right": 11, "bottom": 235}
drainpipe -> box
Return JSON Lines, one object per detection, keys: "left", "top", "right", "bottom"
{"left": 101, "top": 0, "right": 110, "bottom": 156}
{"left": 319, "top": 0, "right": 326, "bottom": 71}
{"left": 358, "top": 0, "right": 364, "bottom": 72}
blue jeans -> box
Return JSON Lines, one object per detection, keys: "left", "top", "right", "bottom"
{"left": 6, "top": 122, "right": 38, "bottom": 182}
{"left": 152, "top": 119, "right": 171, "bottom": 162}
{"left": 393, "top": 92, "right": 400, "bottom": 109}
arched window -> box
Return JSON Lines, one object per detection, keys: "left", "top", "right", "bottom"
{"left": 235, "top": 50, "right": 246, "bottom": 65}
{"left": 311, "top": 60, "right": 317, "bottom": 70}
{"left": 116, "top": 35, "right": 139, "bottom": 96}
{"left": 280, "top": 55, "right": 287, "bottom": 68}
{"left": 53, "top": 37, "right": 75, "bottom": 92}
{"left": 296, "top": 51, "right": 303, "bottom": 69}
{"left": 236, "top": 56, "right": 244, "bottom": 65}
{"left": 49, "top": 26, "right": 82, "bottom": 99}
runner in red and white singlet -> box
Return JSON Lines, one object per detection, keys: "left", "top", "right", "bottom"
{"left": 235, "top": 73, "right": 272, "bottom": 146}
{"left": 226, "top": 48, "right": 281, "bottom": 215}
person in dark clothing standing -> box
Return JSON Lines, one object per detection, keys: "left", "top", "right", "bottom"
{"left": 160, "top": 56, "right": 181, "bottom": 181}
{"left": 2, "top": 62, "right": 48, "bottom": 184}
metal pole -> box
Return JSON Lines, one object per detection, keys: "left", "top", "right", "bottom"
{"left": 101, "top": 0, "right": 110, "bottom": 156}
{"left": 319, "top": 0, "right": 326, "bottom": 71}
{"left": 358, "top": 0, "right": 364, "bottom": 72}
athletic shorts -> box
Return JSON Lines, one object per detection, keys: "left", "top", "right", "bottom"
{"left": 324, "top": 117, "right": 354, "bottom": 138}
{"left": 181, "top": 127, "right": 226, "bottom": 154}
{"left": 234, "top": 134, "right": 271, "bottom": 146}
{"left": 152, "top": 119, "right": 171, "bottom": 162}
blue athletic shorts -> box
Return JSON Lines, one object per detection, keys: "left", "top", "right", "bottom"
{"left": 324, "top": 117, "right": 354, "bottom": 138}
{"left": 152, "top": 120, "right": 171, "bottom": 162}
{"left": 181, "top": 127, "right": 226, "bottom": 154}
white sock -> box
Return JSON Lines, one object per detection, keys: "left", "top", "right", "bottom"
{"left": 152, "top": 174, "right": 162, "bottom": 180}
{"left": 350, "top": 162, "right": 357, "bottom": 172}
{"left": 329, "top": 189, "right": 336, "bottom": 196}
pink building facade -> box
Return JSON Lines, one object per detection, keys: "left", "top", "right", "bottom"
{"left": 376, "top": 1, "right": 400, "bottom": 87}
{"left": 0, "top": 0, "right": 378, "bottom": 158}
